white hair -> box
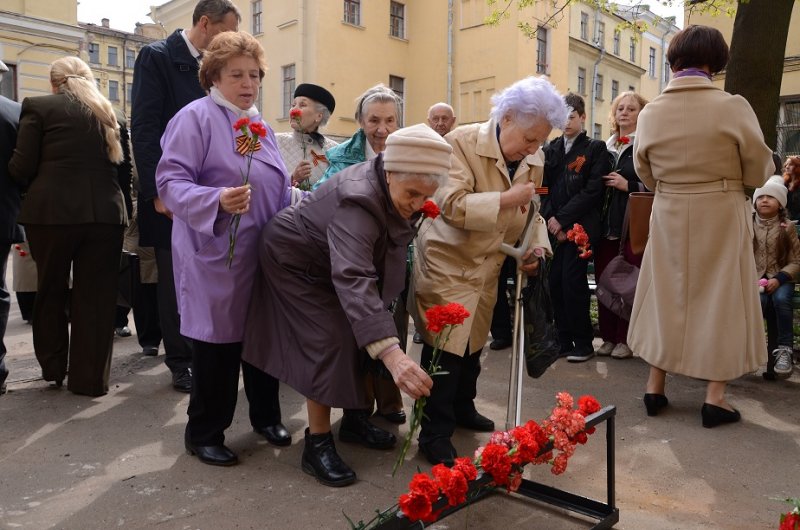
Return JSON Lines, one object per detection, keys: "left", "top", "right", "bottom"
{"left": 490, "top": 76, "right": 569, "bottom": 130}
{"left": 313, "top": 101, "right": 332, "bottom": 127}
{"left": 390, "top": 171, "right": 448, "bottom": 187}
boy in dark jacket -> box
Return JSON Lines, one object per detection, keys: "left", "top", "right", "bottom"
{"left": 541, "top": 93, "right": 611, "bottom": 362}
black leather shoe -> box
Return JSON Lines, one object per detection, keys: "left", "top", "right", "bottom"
{"left": 701, "top": 403, "right": 741, "bottom": 428}
{"left": 412, "top": 332, "right": 423, "bottom": 344}
{"left": 643, "top": 393, "right": 669, "bottom": 417}
{"left": 115, "top": 326, "right": 132, "bottom": 337}
{"left": 302, "top": 428, "right": 356, "bottom": 487}
{"left": 376, "top": 410, "right": 406, "bottom": 424}
{"left": 172, "top": 368, "right": 192, "bottom": 393}
{"left": 185, "top": 441, "right": 238, "bottom": 466}
{"left": 339, "top": 411, "right": 396, "bottom": 449}
{"left": 489, "top": 338, "right": 512, "bottom": 350}
{"left": 455, "top": 410, "right": 495, "bottom": 432}
{"left": 419, "top": 437, "right": 457, "bottom": 466}
{"left": 142, "top": 346, "right": 159, "bottom": 356}
{"left": 254, "top": 423, "right": 291, "bottom": 446}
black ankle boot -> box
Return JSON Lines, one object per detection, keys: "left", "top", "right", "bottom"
{"left": 339, "top": 410, "right": 396, "bottom": 449}
{"left": 301, "top": 428, "right": 356, "bottom": 487}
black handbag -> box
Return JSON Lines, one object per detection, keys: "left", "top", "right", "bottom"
{"left": 118, "top": 250, "right": 140, "bottom": 309}
{"left": 522, "top": 260, "right": 561, "bottom": 378}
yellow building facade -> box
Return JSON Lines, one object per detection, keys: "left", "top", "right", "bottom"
{"left": 0, "top": 2, "right": 157, "bottom": 118}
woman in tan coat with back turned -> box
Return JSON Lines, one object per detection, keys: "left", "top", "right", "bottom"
{"left": 629, "top": 25, "right": 773, "bottom": 428}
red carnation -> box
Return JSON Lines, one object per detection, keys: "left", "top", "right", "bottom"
{"left": 419, "top": 200, "right": 440, "bottom": 220}
{"left": 289, "top": 107, "right": 302, "bottom": 120}
{"left": 618, "top": 135, "right": 630, "bottom": 145}
{"left": 408, "top": 473, "right": 440, "bottom": 503}
{"left": 479, "top": 443, "right": 512, "bottom": 486}
{"left": 398, "top": 491, "right": 433, "bottom": 522}
{"left": 551, "top": 453, "right": 569, "bottom": 475}
{"left": 780, "top": 512, "right": 800, "bottom": 530}
{"left": 452, "top": 457, "right": 478, "bottom": 481}
{"left": 249, "top": 121, "right": 267, "bottom": 138}
{"left": 578, "top": 395, "right": 601, "bottom": 416}
{"left": 232, "top": 117, "right": 249, "bottom": 131}
{"left": 432, "top": 464, "right": 468, "bottom": 507}
{"left": 424, "top": 302, "right": 470, "bottom": 334}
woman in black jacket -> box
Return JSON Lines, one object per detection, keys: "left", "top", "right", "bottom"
{"left": 595, "top": 91, "right": 649, "bottom": 360}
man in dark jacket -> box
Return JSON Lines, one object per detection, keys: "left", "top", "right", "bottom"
{"left": 0, "top": 60, "right": 22, "bottom": 395}
{"left": 131, "top": 0, "right": 239, "bottom": 393}
{"left": 541, "top": 93, "right": 611, "bottom": 363}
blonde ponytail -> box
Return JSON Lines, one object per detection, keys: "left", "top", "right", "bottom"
{"left": 50, "top": 56, "right": 123, "bottom": 164}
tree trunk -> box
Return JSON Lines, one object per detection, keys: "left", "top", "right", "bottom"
{"left": 724, "top": 0, "right": 794, "bottom": 150}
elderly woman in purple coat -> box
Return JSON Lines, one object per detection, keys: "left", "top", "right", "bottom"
{"left": 242, "top": 124, "right": 452, "bottom": 487}
{"left": 156, "top": 32, "right": 291, "bottom": 467}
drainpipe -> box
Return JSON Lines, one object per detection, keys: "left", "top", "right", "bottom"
{"left": 590, "top": 8, "right": 605, "bottom": 136}
{"left": 659, "top": 19, "right": 674, "bottom": 92}
{"left": 447, "top": 0, "right": 453, "bottom": 104}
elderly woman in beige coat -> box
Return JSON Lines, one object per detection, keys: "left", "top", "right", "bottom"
{"left": 411, "top": 76, "right": 567, "bottom": 465}
{"left": 629, "top": 25, "right": 773, "bottom": 428}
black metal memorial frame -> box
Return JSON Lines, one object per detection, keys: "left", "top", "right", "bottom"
{"left": 372, "top": 405, "right": 618, "bottom": 530}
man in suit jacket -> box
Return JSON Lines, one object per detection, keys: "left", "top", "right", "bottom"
{"left": 131, "top": 0, "right": 239, "bottom": 392}
{"left": 0, "top": 60, "right": 22, "bottom": 395}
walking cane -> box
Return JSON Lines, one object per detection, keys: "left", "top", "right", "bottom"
{"left": 499, "top": 203, "right": 537, "bottom": 430}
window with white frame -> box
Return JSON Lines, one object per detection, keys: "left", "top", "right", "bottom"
{"left": 577, "top": 67, "right": 586, "bottom": 95}
{"left": 282, "top": 64, "right": 296, "bottom": 117}
{"left": 389, "top": 74, "right": 405, "bottom": 125}
{"left": 125, "top": 48, "right": 135, "bottom": 68}
{"left": 596, "top": 21, "right": 605, "bottom": 48}
{"left": 580, "top": 12, "right": 588, "bottom": 40}
{"left": 126, "top": 82, "right": 132, "bottom": 103}
{"left": 536, "top": 27, "right": 548, "bottom": 74}
{"left": 109, "top": 80, "right": 119, "bottom": 101}
{"left": 108, "top": 46, "right": 118, "bottom": 67}
{"left": 649, "top": 47, "right": 656, "bottom": 77}
{"left": 88, "top": 43, "right": 100, "bottom": 64}
{"left": 595, "top": 74, "right": 603, "bottom": 100}
{"left": 390, "top": 2, "right": 405, "bottom": 38}
{"left": 593, "top": 123, "right": 602, "bottom": 139}
{"left": 629, "top": 37, "right": 636, "bottom": 62}
{"left": 664, "top": 61, "right": 670, "bottom": 83}
{"left": 613, "top": 31, "right": 620, "bottom": 55}
{"left": 344, "top": 0, "right": 361, "bottom": 26}
{"left": 611, "top": 79, "right": 619, "bottom": 100}
{"left": 252, "top": 0, "right": 263, "bottom": 34}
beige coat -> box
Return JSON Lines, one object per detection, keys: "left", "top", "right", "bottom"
{"left": 629, "top": 76, "right": 774, "bottom": 381}
{"left": 412, "top": 119, "right": 550, "bottom": 355}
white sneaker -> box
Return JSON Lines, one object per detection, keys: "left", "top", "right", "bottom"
{"left": 773, "top": 346, "right": 793, "bottom": 377}
{"left": 595, "top": 341, "right": 615, "bottom": 356}
{"left": 611, "top": 343, "right": 633, "bottom": 359}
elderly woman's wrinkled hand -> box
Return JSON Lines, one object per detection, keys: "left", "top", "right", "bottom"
{"left": 520, "top": 248, "right": 544, "bottom": 276}
{"left": 500, "top": 181, "right": 536, "bottom": 210}
{"left": 219, "top": 185, "right": 252, "bottom": 215}
{"left": 603, "top": 172, "right": 629, "bottom": 191}
{"left": 292, "top": 160, "right": 312, "bottom": 186}
{"left": 382, "top": 349, "right": 433, "bottom": 400}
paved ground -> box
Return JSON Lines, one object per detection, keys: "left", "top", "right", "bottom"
{"left": 1, "top": 274, "right": 799, "bottom": 528}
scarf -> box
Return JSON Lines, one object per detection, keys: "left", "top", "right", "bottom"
{"left": 209, "top": 86, "right": 259, "bottom": 119}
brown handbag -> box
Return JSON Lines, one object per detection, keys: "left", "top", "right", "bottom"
{"left": 628, "top": 191, "right": 654, "bottom": 255}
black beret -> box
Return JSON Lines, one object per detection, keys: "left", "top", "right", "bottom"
{"left": 294, "top": 83, "right": 335, "bottom": 114}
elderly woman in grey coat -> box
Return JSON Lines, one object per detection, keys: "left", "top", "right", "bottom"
{"left": 242, "top": 124, "right": 452, "bottom": 487}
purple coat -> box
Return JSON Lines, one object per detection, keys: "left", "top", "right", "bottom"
{"left": 241, "top": 156, "right": 413, "bottom": 408}
{"left": 156, "top": 97, "right": 291, "bottom": 343}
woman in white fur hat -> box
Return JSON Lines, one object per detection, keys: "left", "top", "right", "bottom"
{"left": 752, "top": 175, "right": 800, "bottom": 379}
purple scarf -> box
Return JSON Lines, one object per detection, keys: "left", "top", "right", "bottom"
{"left": 674, "top": 68, "right": 712, "bottom": 80}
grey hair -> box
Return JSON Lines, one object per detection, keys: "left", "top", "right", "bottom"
{"left": 490, "top": 76, "right": 569, "bottom": 130}
{"left": 192, "top": 0, "right": 241, "bottom": 25}
{"left": 314, "top": 101, "right": 332, "bottom": 128}
{"left": 390, "top": 172, "right": 448, "bottom": 188}
{"left": 355, "top": 84, "right": 401, "bottom": 124}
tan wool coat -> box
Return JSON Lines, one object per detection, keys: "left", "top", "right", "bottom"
{"left": 412, "top": 119, "right": 550, "bottom": 356}
{"left": 629, "top": 76, "right": 774, "bottom": 381}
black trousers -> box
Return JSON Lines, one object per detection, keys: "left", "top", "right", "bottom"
{"left": 155, "top": 248, "right": 191, "bottom": 373}
{"left": 418, "top": 342, "right": 483, "bottom": 444}
{"left": 0, "top": 244, "right": 10, "bottom": 389}
{"left": 490, "top": 257, "right": 515, "bottom": 342}
{"left": 549, "top": 241, "right": 593, "bottom": 352}
{"left": 185, "top": 338, "right": 282, "bottom": 446}
{"left": 26, "top": 223, "right": 123, "bottom": 396}
{"left": 131, "top": 283, "right": 161, "bottom": 349}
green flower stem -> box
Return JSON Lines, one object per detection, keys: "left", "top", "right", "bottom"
{"left": 226, "top": 148, "right": 256, "bottom": 269}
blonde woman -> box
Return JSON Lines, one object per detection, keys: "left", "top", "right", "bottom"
{"left": 9, "top": 56, "right": 127, "bottom": 396}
